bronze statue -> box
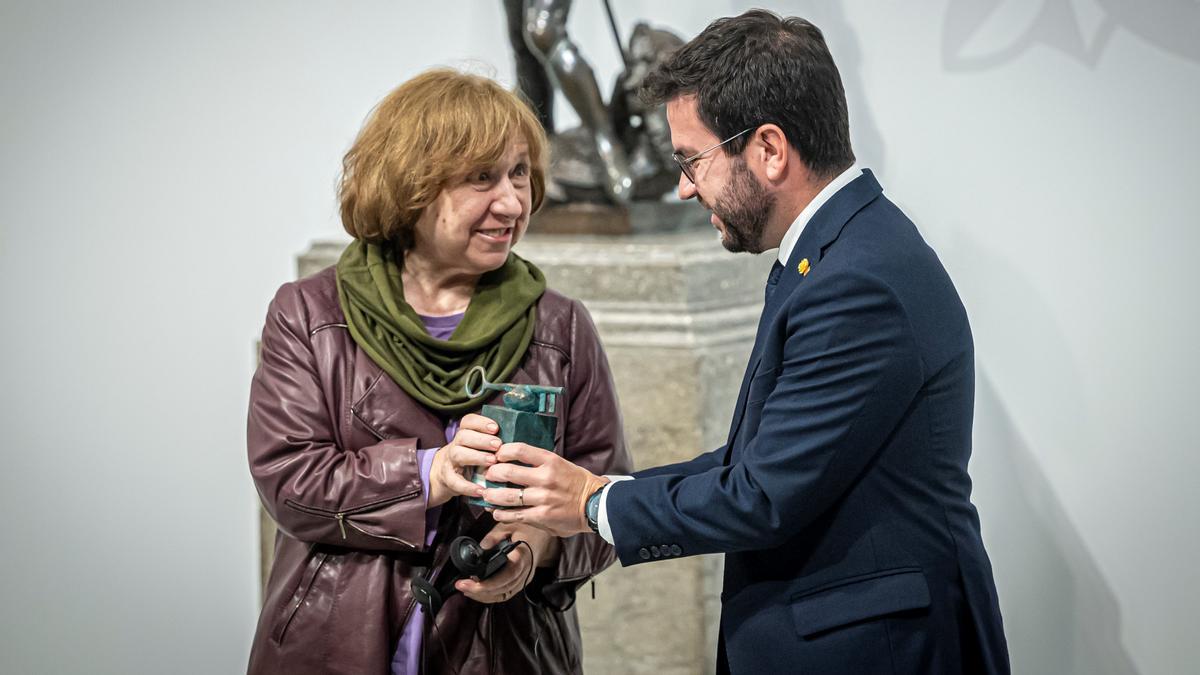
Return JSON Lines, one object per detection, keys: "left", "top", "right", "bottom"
{"left": 504, "top": 0, "right": 683, "bottom": 208}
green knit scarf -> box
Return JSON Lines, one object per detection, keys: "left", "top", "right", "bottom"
{"left": 335, "top": 240, "right": 546, "bottom": 416}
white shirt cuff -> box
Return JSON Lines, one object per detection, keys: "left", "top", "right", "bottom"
{"left": 597, "top": 475, "right": 634, "bottom": 545}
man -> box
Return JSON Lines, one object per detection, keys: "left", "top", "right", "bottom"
{"left": 481, "top": 10, "right": 1010, "bottom": 674}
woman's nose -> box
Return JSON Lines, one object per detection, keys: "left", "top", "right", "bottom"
{"left": 492, "top": 179, "right": 524, "bottom": 217}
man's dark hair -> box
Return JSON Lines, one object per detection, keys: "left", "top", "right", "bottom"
{"left": 641, "top": 10, "right": 854, "bottom": 178}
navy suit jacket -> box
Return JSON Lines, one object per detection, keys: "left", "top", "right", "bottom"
{"left": 606, "top": 171, "right": 1009, "bottom": 674}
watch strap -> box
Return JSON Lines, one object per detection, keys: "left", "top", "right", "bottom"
{"left": 585, "top": 484, "right": 605, "bottom": 533}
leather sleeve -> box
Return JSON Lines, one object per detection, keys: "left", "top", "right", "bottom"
{"left": 533, "top": 299, "right": 634, "bottom": 609}
{"left": 247, "top": 282, "right": 429, "bottom": 552}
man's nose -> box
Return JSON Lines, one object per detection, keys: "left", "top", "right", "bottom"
{"left": 677, "top": 172, "right": 697, "bottom": 201}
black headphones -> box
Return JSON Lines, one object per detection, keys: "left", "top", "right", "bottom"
{"left": 411, "top": 536, "right": 519, "bottom": 617}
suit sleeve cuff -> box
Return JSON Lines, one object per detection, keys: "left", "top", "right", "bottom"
{"left": 598, "top": 475, "right": 634, "bottom": 545}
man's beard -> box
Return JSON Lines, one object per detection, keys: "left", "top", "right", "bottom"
{"left": 705, "top": 157, "right": 775, "bottom": 254}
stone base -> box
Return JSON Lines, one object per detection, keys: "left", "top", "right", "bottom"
{"left": 268, "top": 226, "right": 773, "bottom": 675}
{"left": 530, "top": 199, "right": 711, "bottom": 236}
{"left": 512, "top": 229, "right": 771, "bottom": 675}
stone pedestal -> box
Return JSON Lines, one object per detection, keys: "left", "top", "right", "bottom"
{"left": 263, "top": 228, "right": 773, "bottom": 675}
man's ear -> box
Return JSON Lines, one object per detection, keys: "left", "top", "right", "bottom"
{"left": 751, "top": 124, "right": 790, "bottom": 183}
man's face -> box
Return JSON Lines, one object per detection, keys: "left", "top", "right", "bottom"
{"left": 666, "top": 96, "right": 775, "bottom": 254}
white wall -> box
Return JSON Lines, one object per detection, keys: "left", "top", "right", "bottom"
{"left": 809, "top": 3, "right": 1199, "bottom": 674}
{"left": 0, "top": 2, "right": 515, "bottom": 672}
{"left": 1, "top": 1, "right": 1195, "bottom": 673}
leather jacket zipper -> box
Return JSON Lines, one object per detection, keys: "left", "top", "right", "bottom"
{"left": 284, "top": 490, "right": 420, "bottom": 544}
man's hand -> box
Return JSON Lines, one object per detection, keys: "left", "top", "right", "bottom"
{"left": 455, "top": 523, "right": 561, "bottom": 604}
{"left": 427, "top": 413, "right": 501, "bottom": 508}
{"left": 483, "top": 442, "right": 609, "bottom": 537}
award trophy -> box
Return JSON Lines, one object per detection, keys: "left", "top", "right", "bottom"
{"left": 464, "top": 365, "right": 563, "bottom": 508}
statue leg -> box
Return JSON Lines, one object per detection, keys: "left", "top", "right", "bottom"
{"left": 524, "top": 0, "right": 633, "bottom": 205}
{"left": 503, "top": 0, "right": 554, "bottom": 131}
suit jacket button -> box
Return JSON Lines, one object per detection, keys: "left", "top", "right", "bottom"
{"left": 651, "top": 546, "right": 661, "bottom": 558}
{"left": 638, "top": 547, "right": 650, "bottom": 560}
{"left": 660, "top": 544, "right": 671, "bottom": 556}
{"left": 670, "top": 544, "right": 682, "bottom": 556}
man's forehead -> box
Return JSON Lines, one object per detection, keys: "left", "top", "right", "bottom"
{"left": 665, "top": 94, "right": 700, "bottom": 124}
{"left": 666, "top": 95, "right": 717, "bottom": 153}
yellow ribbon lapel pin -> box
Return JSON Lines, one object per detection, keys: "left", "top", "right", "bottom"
{"left": 798, "top": 258, "right": 810, "bottom": 277}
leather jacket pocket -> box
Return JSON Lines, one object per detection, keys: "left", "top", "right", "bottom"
{"left": 791, "top": 567, "right": 930, "bottom": 637}
{"left": 270, "top": 549, "right": 329, "bottom": 644}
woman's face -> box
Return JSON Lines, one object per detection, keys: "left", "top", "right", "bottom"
{"left": 408, "top": 139, "right": 533, "bottom": 276}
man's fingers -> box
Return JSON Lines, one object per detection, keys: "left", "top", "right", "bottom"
{"left": 482, "top": 487, "right": 517, "bottom": 507}
{"left": 460, "top": 413, "right": 499, "bottom": 434}
{"left": 485, "top": 462, "right": 542, "bottom": 487}
{"left": 490, "top": 506, "right": 523, "bottom": 524}
{"left": 489, "top": 505, "right": 557, "bottom": 534}
{"left": 495, "top": 442, "right": 553, "bottom": 465}
{"left": 482, "top": 486, "right": 528, "bottom": 508}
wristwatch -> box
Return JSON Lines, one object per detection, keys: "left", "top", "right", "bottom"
{"left": 585, "top": 484, "right": 605, "bottom": 534}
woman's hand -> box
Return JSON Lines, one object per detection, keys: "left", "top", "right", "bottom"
{"left": 455, "top": 523, "right": 562, "bottom": 604}
{"left": 427, "top": 413, "right": 502, "bottom": 508}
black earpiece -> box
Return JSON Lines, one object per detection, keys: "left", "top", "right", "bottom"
{"left": 411, "top": 536, "right": 519, "bottom": 617}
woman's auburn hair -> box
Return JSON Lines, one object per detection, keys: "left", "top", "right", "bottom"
{"left": 338, "top": 68, "right": 548, "bottom": 248}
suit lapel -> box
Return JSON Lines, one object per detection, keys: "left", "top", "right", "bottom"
{"left": 723, "top": 298, "right": 774, "bottom": 456}
{"left": 775, "top": 170, "right": 884, "bottom": 302}
{"left": 721, "top": 170, "right": 885, "bottom": 463}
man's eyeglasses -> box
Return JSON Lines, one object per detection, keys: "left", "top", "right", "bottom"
{"left": 672, "top": 127, "right": 755, "bottom": 184}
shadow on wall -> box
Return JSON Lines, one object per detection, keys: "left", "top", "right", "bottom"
{"left": 943, "top": 0, "right": 1200, "bottom": 70}
{"left": 973, "top": 371, "right": 1139, "bottom": 675}
{"left": 777, "top": 1, "right": 887, "bottom": 175}
{"left": 945, "top": 223, "right": 1139, "bottom": 673}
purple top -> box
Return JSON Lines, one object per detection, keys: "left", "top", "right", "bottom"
{"left": 392, "top": 312, "right": 466, "bottom": 675}
{"left": 419, "top": 312, "right": 465, "bottom": 341}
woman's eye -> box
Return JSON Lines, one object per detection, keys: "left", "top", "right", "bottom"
{"left": 472, "top": 171, "right": 491, "bottom": 183}
{"left": 512, "top": 163, "right": 529, "bottom": 177}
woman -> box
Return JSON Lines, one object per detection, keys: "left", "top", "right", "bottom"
{"left": 247, "top": 69, "right": 631, "bottom": 674}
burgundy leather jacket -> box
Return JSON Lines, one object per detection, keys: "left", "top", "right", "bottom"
{"left": 247, "top": 266, "right": 631, "bottom": 674}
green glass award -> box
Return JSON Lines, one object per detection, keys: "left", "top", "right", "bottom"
{"left": 464, "top": 366, "right": 563, "bottom": 508}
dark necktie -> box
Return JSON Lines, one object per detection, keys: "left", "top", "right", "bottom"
{"left": 765, "top": 260, "right": 784, "bottom": 302}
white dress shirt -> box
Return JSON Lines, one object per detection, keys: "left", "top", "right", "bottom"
{"left": 595, "top": 164, "right": 864, "bottom": 546}
{"left": 775, "top": 164, "right": 862, "bottom": 266}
